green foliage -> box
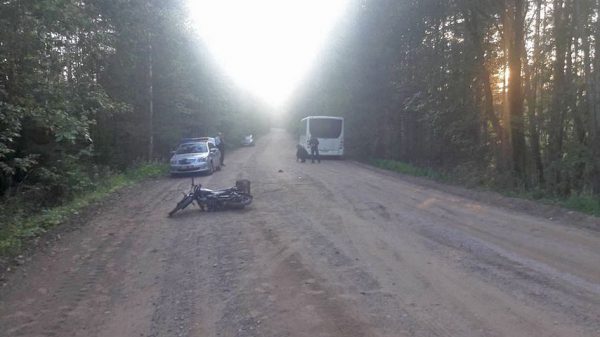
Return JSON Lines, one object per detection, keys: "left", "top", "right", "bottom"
{"left": 562, "top": 195, "right": 600, "bottom": 217}
{"left": 0, "top": 0, "right": 126, "bottom": 196}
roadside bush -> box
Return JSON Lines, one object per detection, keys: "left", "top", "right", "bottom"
{"left": 29, "top": 157, "right": 97, "bottom": 206}
{"left": 0, "top": 162, "right": 167, "bottom": 258}
{"left": 370, "top": 158, "right": 600, "bottom": 218}
{"left": 371, "top": 159, "right": 447, "bottom": 181}
{"left": 563, "top": 194, "right": 600, "bottom": 217}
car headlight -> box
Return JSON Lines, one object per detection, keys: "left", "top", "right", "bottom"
{"left": 170, "top": 159, "right": 177, "bottom": 164}
{"left": 196, "top": 157, "right": 207, "bottom": 163}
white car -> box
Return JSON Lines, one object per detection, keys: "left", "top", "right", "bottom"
{"left": 170, "top": 141, "right": 221, "bottom": 175}
{"left": 241, "top": 134, "right": 254, "bottom": 146}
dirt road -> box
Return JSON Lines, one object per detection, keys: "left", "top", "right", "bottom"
{"left": 1, "top": 129, "right": 599, "bottom": 337}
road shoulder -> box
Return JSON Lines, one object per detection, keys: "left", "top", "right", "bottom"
{"left": 351, "top": 161, "right": 600, "bottom": 232}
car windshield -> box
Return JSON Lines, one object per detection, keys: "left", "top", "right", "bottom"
{"left": 175, "top": 143, "right": 208, "bottom": 155}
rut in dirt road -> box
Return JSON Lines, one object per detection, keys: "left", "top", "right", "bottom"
{"left": 1, "top": 129, "right": 599, "bottom": 337}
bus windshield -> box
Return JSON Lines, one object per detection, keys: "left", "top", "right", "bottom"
{"left": 309, "top": 119, "right": 342, "bottom": 138}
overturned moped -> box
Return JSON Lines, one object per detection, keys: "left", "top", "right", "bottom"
{"left": 168, "top": 179, "right": 252, "bottom": 217}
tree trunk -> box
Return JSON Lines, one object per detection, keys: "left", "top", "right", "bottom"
{"left": 147, "top": 40, "right": 154, "bottom": 160}
{"left": 569, "top": 0, "right": 588, "bottom": 190}
{"left": 592, "top": 0, "right": 600, "bottom": 194}
{"left": 505, "top": 0, "right": 528, "bottom": 181}
{"left": 549, "top": 0, "right": 568, "bottom": 192}
{"left": 502, "top": 9, "right": 511, "bottom": 153}
{"left": 525, "top": 0, "right": 544, "bottom": 185}
{"left": 465, "top": 7, "right": 508, "bottom": 169}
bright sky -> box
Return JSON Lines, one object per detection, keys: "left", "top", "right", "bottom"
{"left": 187, "top": 0, "right": 349, "bottom": 107}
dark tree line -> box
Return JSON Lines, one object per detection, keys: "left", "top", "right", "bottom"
{"left": 0, "top": 0, "right": 269, "bottom": 205}
{"left": 292, "top": 0, "right": 600, "bottom": 197}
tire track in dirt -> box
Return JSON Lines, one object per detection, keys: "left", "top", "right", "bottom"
{"left": 323, "top": 168, "right": 600, "bottom": 331}
{"left": 243, "top": 177, "right": 455, "bottom": 337}
{"left": 242, "top": 129, "right": 600, "bottom": 337}
{"left": 146, "top": 144, "right": 261, "bottom": 337}
{"left": 234, "top": 144, "right": 432, "bottom": 336}
{"left": 0, "top": 179, "right": 179, "bottom": 337}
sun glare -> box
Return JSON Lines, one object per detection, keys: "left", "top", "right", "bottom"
{"left": 496, "top": 67, "right": 510, "bottom": 91}
{"left": 187, "top": 0, "right": 349, "bottom": 107}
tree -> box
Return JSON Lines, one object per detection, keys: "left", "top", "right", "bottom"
{"left": 291, "top": 0, "right": 600, "bottom": 198}
{"left": 0, "top": 0, "right": 270, "bottom": 205}
{"left": 504, "top": 0, "right": 528, "bottom": 181}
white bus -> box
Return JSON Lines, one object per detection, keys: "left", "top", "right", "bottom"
{"left": 299, "top": 116, "right": 344, "bottom": 157}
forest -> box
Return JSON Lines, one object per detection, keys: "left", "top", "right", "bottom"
{"left": 291, "top": 0, "right": 600, "bottom": 202}
{"left": 0, "top": 0, "right": 269, "bottom": 209}
{"left": 2, "top": 0, "right": 600, "bottom": 247}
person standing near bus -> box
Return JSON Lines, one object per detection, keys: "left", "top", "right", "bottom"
{"left": 308, "top": 134, "right": 320, "bottom": 164}
{"left": 215, "top": 132, "right": 226, "bottom": 166}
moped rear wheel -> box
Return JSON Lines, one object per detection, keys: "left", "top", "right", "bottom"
{"left": 227, "top": 193, "right": 252, "bottom": 209}
{"left": 238, "top": 194, "right": 253, "bottom": 206}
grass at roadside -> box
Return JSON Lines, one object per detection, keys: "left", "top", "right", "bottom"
{"left": 0, "top": 162, "right": 167, "bottom": 258}
{"left": 562, "top": 194, "right": 600, "bottom": 217}
{"left": 369, "top": 158, "right": 600, "bottom": 217}
{"left": 370, "top": 159, "right": 448, "bottom": 181}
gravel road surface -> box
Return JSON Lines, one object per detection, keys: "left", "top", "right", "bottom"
{"left": 1, "top": 129, "right": 599, "bottom": 337}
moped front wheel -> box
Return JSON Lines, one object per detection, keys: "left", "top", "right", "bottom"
{"left": 168, "top": 195, "right": 194, "bottom": 217}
